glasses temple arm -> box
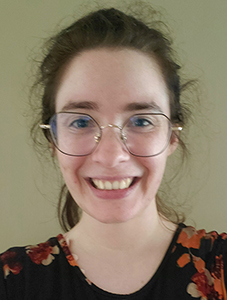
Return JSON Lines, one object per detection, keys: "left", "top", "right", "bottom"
{"left": 39, "top": 124, "right": 51, "bottom": 129}
{"left": 172, "top": 126, "right": 183, "bottom": 131}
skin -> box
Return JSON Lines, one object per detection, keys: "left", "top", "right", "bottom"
{"left": 55, "top": 48, "right": 179, "bottom": 293}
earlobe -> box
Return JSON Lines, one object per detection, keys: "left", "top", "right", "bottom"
{"left": 49, "top": 143, "right": 56, "bottom": 157}
{"left": 167, "top": 133, "right": 179, "bottom": 156}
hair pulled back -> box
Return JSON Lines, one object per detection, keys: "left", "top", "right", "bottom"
{"left": 32, "top": 6, "right": 189, "bottom": 231}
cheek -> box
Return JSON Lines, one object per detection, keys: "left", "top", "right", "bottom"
{"left": 140, "top": 155, "right": 168, "bottom": 186}
{"left": 57, "top": 152, "right": 85, "bottom": 184}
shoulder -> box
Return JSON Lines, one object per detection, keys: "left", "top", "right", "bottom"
{"left": 174, "top": 224, "right": 227, "bottom": 299}
{"left": 0, "top": 235, "right": 63, "bottom": 277}
{"left": 0, "top": 234, "right": 73, "bottom": 299}
{"left": 176, "top": 224, "right": 227, "bottom": 254}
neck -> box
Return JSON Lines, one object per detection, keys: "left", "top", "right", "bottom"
{"left": 65, "top": 201, "right": 175, "bottom": 252}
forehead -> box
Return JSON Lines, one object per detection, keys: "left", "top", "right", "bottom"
{"left": 55, "top": 48, "right": 170, "bottom": 115}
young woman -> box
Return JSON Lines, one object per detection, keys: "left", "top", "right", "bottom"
{"left": 1, "top": 6, "right": 226, "bottom": 300}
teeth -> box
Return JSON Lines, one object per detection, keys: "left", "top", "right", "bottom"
{"left": 105, "top": 181, "right": 112, "bottom": 190}
{"left": 112, "top": 181, "right": 119, "bottom": 189}
{"left": 92, "top": 178, "right": 133, "bottom": 190}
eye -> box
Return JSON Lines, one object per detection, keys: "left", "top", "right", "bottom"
{"left": 70, "top": 117, "right": 91, "bottom": 128}
{"left": 131, "top": 117, "right": 152, "bottom": 127}
{"left": 129, "top": 115, "right": 154, "bottom": 128}
{"left": 125, "top": 115, "right": 159, "bottom": 134}
{"left": 68, "top": 116, "right": 95, "bottom": 129}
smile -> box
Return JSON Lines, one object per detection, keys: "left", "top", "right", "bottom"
{"left": 91, "top": 178, "right": 133, "bottom": 190}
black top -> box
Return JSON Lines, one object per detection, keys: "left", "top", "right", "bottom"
{"left": 1, "top": 223, "right": 227, "bottom": 299}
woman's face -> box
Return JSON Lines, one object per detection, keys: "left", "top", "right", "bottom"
{"left": 55, "top": 49, "right": 178, "bottom": 224}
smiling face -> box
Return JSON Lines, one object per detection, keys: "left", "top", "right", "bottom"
{"left": 55, "top": 48, "right": 178, "bottom": 224}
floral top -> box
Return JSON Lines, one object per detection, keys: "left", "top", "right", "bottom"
{"left": 0, "top": 224, "right": 227, "bottom": 300}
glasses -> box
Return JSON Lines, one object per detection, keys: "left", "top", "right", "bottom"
{"left": 40, "top": 112, "right": 182, "bottom": 157}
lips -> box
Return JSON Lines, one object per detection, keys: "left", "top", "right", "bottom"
{"left": 92, "top": 178, "right": 133, "bottom": 190}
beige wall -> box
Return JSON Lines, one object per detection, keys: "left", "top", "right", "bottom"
{"left": 1, "top": 0, "right": 227, "bottom": 252}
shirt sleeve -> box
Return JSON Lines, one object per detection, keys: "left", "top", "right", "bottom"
{"left": 0, "top": 256, "right": 8, "bottom": 300}
{"left": 219, "top": 233, "right": 227, "bottom": 296}
{"left": 200, "top": 231, "right": 227, "bottom": 297}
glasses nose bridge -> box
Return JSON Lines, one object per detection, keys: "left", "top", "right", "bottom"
{"left": 101, "top": 123, "right": 121, "bottom": 129}
{"left": 101, "top": 123, "right": 122, "bottom": 133}
{"left": 99, "top": 123, "right": 125, "bottom": 141}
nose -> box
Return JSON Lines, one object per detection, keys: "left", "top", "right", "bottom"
{"left": 91, "top": 127, "right": 130, "bottom": 167}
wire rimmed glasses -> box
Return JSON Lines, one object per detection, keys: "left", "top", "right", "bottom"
{"left": 40, "top": 112, "right": 182, "bottom": 157}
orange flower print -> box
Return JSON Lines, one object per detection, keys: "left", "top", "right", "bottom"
{"left": 211, "top": 255, "right": 227, "bottom": 299}
{"left": 0, "top": 250, "right": 23, "bottom": 278}
{"left": 187, "top": 270, "right": 218, "bottom": 299}
{"left": 177, "top": 227, "right": 227, "bottom": 299}
{"left": 57, "top": 234, "right": 79, "bottom": 267}
{"left": 220, "top": 233, "right": 227, "bottom": 240}
{"left": 57, "top": 234, "right": 71, "bottom": 256}
{"left": 193, "top": 256, "right": 205, "bottom": 273}
{"left": 183, "top": 253, "right": 227, "bottom": 299}
{"left": 177, "top": 227, "right": 206, "bottom": 249}
{"left": 177, "top": 253, "right": 206, "bottom": 273}
{"left": 26, "top": 241, "right": 59, "bottom": 266}
{"left": 177, "top": 227, "right": 219, "bottom": 251}
{"left": 66, "top": 254, "right": 78, "bottom": 267}
{"left": 177, "top": 253, "right": 190, "bottom": 268}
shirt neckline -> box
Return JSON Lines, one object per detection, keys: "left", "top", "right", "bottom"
{"left": 56, "top": 223, "right": 185, "bottom": 298}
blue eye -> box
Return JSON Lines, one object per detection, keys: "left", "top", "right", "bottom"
{"left": 70, "top": 116, "right": 92, "bottom": 129}
{"left": 72, "top": 118, "right": 88, "bottom": 128}
{"left": 130, "top": 117, "right": 153, "bottom": 127}
{"left": 126, "top": 115, "right": 158, "bottom": 134}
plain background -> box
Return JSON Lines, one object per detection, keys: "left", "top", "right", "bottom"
{"left": 1, "top": 0, "right": 227, "bottom": 252}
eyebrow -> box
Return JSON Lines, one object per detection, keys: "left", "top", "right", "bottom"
{"left": 60, "top": 100, "right": 163, "bottom": 113}
{"left": 61, "top": 101, "right": 99, "bottom": 111}
{"left": 124, "top": 102, "right": 163, "bottom": 113}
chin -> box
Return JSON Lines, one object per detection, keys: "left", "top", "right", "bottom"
{"left": 91, "top": 215, "right": 134, "bottom": 225}
{"left": 84, "top": 202, "right": 148, "bottom": 225}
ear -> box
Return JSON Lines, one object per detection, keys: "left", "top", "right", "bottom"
{"left": 49, "top": 142, "right": 56, "bottom": 157}
{"left": 167, "top": 132, "right": 179, "bottom": 156}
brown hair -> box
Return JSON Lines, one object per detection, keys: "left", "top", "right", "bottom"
{"left": 32, "top": 6, "right": 191, "bottom": 231}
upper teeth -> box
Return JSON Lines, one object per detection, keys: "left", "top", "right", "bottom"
{"left": 92, "top": 178, "right": 133, "bottom": 190}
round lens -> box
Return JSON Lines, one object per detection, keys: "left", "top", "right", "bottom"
{"left": 123, "top": 114, "right": 171, "bottom": 157}
{"left": 50, "top": 113, "right": 100, "bottom": 156}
